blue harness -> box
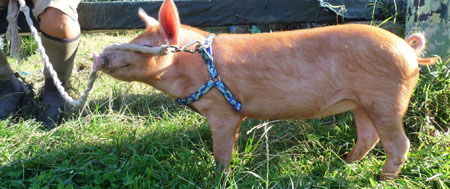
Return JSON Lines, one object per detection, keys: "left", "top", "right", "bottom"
{"left": 176, "top": 35, "right": 242, "bottom": 112}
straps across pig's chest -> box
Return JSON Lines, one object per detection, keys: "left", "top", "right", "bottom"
{"left": 176, "top": 34, "right": 242, "bottom": 112}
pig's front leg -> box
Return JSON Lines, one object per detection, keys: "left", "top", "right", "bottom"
{"left": 203, "top": 106, "right": 242, "bottom": 171}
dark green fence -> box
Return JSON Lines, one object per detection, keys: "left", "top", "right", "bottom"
{"left": 1, "top": 0, "right": 386, "bottom": 33}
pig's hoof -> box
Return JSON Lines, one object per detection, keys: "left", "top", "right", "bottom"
{"left": 380, "top": 173, "right": 398, "bottom": 181}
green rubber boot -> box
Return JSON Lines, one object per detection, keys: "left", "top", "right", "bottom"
{"left": 0, "top": 50, "right": 26, "bottom": 120}
{"left": 36, "top": 32, "right": 80, "bottom": 128}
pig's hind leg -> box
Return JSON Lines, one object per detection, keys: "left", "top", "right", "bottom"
{"left": 373, "top": 117, "right": 409, "bottom": 180}
{"left": 345, "top": 108, "right": 380, "bottom": 162}
{"left": 363, "top": 100, "right": 410, "bottom": 180}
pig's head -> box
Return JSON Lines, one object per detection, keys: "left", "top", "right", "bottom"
{"left": 93, "top": 0, "right": 183, "bottom": 83}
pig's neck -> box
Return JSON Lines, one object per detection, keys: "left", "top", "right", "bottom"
{"left": 144, "top": 28, "right": 214, "bottom": 99}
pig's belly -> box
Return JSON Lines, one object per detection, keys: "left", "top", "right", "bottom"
{"left": 240, "top": 89, "right": 358, "bottom": 120}
{"left": 243, "top": 99, "right": 358, "bottom": 120}
{"left": 309, "top": 99, "right": 358, "bottom": 119}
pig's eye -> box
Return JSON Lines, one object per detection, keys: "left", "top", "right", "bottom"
{"left": 143, "top": 44, "right": 153, "bottom": 48}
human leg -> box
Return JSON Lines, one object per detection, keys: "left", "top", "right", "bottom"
{"left": 33, "top": 0, "right": 81, "bottom": 128}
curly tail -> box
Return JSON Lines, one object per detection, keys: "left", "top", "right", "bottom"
{"left": 405, "top": 33, "right": 439, "bottom": 65}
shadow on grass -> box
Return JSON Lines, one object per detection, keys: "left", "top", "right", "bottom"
{"left": 5, "top": 90, "right": 185, "bottom": 128}
{"left": 81, "top": 91, "right": 184, "bottom": 117}
{"left": 0, "top": 119, "right": 216, "bottom": 188}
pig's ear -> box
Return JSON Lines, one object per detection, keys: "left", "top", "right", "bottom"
{"left": 138, "top": 8, "right": 159, "bottom": 32}
{"left": 158, "top": 0, "right": 180, "bottom": 45}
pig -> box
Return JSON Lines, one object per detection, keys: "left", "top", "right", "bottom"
{"left": 93, "top": 0, "right": 438, "bottom": 180}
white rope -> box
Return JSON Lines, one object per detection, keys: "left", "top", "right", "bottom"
{"left": 103, "top": 39, "right": 204, "bottom": 55}
{"left": 103, "top": 43, "right": 170, "bottom": 56}
{"left": 8, "top": 0, "right": 98, "bottom": 107}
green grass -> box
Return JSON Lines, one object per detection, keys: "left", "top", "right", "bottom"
{"left": 0, "top": 30, "right": 449, "bottom": 188}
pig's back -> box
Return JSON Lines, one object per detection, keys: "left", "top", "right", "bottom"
{"left": 211, "top": 24, "right": 418, "bottom": 119}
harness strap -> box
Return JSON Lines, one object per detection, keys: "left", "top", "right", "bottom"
{"left": 176, "top": 34, "right": 242, "bottom": 112}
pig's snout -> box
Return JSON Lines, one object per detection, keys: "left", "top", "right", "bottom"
{"left": 93, "top": 52, "right": 102, "bottom": 71}
{"left": 93, "top": 52, "right": 111, "bottom": 72}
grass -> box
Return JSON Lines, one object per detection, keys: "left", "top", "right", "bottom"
{"left": 0, "top": 28, "right": 449, "bottom": 188}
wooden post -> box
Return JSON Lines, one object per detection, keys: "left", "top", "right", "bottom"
{"left": 406, "top": 0, "right": 450, "bottom": 61}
